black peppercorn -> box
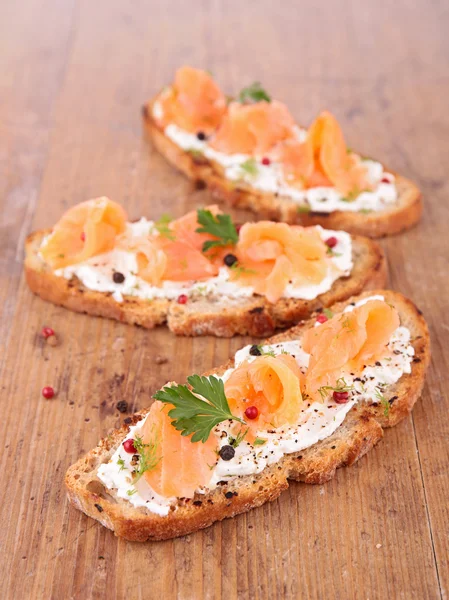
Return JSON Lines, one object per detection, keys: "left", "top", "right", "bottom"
{"left": 224, "top": 253, "right": 238, "bottom": 267}
{"left": 219, "top": 445, "right": 235, "bottom": 461}
{"left": 116, "top": 400, "right": 128, "bottom": 413}
{"left": 249, "top": 344, "right": 262, "bottom": 356}
{"left": 113, "top": 271, "right": 125, "bottom": 284}
{"left": 197, "top": 131, "right": 206, "bottom": 141}
{"left": 225, "top": 491, "right": 234, "bottom": 499}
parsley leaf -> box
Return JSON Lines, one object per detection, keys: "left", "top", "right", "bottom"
{"left": 239, "top": 82, "right": 271, "bottom": 104}
{"left": 196, "top": 209, "right": 239, "bottom": 252}
{"left": 153, "top": 214, "right": 175, "bottom": 240}
{"left": 153, "top": 375, "right": 245, "bottom": 443}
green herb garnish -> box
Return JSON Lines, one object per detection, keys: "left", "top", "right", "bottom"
{"left": 229, "top": 262, "right": 257, "bottom": 279}
{"left": 341, "top": 187, "right": 370, "bottom": 202}
{"left": 117, "top": 457, "right": 125, "bottom": 471}
{"left": 253, "top": 344, "right": 276, "bottom": 357}
{"left": 253, "top": 438, "right": 267, "bottom": 446}
{"left": 126, "top": 489, "right": 138, "bottom": 496}
{"left": 297, "top": 204, "right": 311, "bottom": 214}
{"left": 153, "top": 214, "right": 175, "bottom": 240}
{"left": 131, "top": 434, "right": 161, "bottom": 484}
{"left": 196, "top": 208, "right": 239, "bottom": 252}
{"left": 229, "top": 427, "right": 249, "bottom": 448}
{"left": 154, "top": 375, "right": 245, "bottom": 443}
{"left": 318, "top": 377, "right": 354, "bottom": 402}
{"left": 359, "top": 208, "right": 373, "bottom": 214}
{"left": 326, "top": 247, "right": 342, "bottom": 257}
{"left": 375, "top": 387, "right": 390, "bottom": 417}
{"left": 323, "top": 308, "right": 334, "bottom": 319}
{"left": 239, "top": 158, "right": 259, "bottom": 178}
{"left": 186, "top": 147, "right": 205, "bottom": 159}
{"left": 239, "top": 82, "right": 271, "bottom": 104}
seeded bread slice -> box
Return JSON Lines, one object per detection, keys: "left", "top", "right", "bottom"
{"left": 143, "top": 102, "right": 422, "bottom": 238}
{"left": 65, "top": 289, "right": 430, "bottom": 541}
{"left": 24, "top": 228, "right": 387, "bottom": 337}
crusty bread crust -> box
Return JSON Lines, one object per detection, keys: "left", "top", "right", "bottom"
{"left": 24, "top": 226, "right": 387, "bottom": 337}
{"left": 143, "top": 102, "right": 422, "bottom": 238}
{"left": 65, "top": 290, "right": 430, "bottom": 541}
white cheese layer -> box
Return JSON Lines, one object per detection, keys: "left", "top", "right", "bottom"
{"left": 158, "top": 105, "right": 397, "bottom": 213}
{"left": 97, "top": 295, "right": 414, "bottom": 515}
{"left": 50, "top": 221, "right": 353, "bottom": 303}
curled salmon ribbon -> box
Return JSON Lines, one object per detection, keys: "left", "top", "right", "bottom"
{"left": 275, "top": 111, "right": 370, "bottom": 196}
{"left": 224, "top": 354, "right": 305, "bottom": 441}
{"left": 155, "top": 66, "right": 227, "bottom": 134}
{"left": 117, "top": 205, "right": 225, "bottom": 285}
{"left": 141, "top": 401, "right": 218, "bottom": 499}
{"left": 232, "top": 221, "right": 330, "bottom": 303}
{"left": 40, "top": 197, "right": 128, "bottom": 270}
{"left": 302, "top": 299, "right": 400, "bottom": 401}
{"left": 210, "top": 100, "right": 296, "bottom": 155}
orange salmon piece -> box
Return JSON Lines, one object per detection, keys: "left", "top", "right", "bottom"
{"left": 40, "top": 197, "right": 127, "bottom": 269}
{"left": 155, "top": 238, "right": 218, "bottom": 281}
{"left": 225, "top": 354, "right": 303, "bottom": 436}
{"left": 142, "top": 401, "right": 218, "bottom": 499}
{"left": 278, "top": 111, "right": 370, "bottom": 196}
{"left": 302, "top": 299, "right": 400, "bottom": 400}
{"left": 232, "top": 221, "right": 328, "bottom": 303}
{"left": 157, "top": 66, "right": 227, "bottom": 134}
{"left": 210, "top": 100, "right": 296, "bottom": 155}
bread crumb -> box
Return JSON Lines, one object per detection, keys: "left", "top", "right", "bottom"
{"left": 376, "top": 543, "right": 382, "bottom": 549}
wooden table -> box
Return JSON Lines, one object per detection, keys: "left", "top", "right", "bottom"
{"left": 1, "top": 1, "right": 448, "bottom": 598}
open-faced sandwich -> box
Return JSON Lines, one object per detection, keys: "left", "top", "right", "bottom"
{"left": 65, "top": 290, "right": 430, "bottom": 541}
{"left": 25, "top": 198, "right": 386, "bottom": 337}
{"left": 143, "top": 67, "right": 422, "bottom": 238}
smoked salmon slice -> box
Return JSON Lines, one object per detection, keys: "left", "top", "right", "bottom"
{"left": 156, "top": 66, "right": 227, "bottom": 134}
{"left": 232, "top": 221, "right": 329, "bottom": 303}
{"left": 278, "top": 111, "right": 370, "bottom": 196}
{"left": 141, "top": 401, "right": 217, "bottom": 498}
{"left": 225, "top": 354, "right": 304, "bottom": 436}
{"left": 210, "top": 100, "right": 296, "bottom": 155}
{"left": 302, "top": 299, "right": 400, "bottom": 401}
{"left": 40, "top": 197, "right": 127, "bottom": 269}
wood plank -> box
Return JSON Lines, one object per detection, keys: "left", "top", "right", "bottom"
{"left": 0, "top": 0, "right": 448, "bottom": 598}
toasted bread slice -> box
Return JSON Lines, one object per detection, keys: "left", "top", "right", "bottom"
{"left": 24, "top": 228, "right": 387, "bottom": 338}
{"left": 65, "top": 290, "right": 430, "bottom": 541}
{"left": 143, "top": 102, "right": 422, "bottom": 238}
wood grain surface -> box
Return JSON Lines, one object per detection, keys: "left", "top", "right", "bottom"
{"left": 1, "top": 0, "right": 448, "bottom": 598}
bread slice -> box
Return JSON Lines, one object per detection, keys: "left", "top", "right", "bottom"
{"left": 143, "top": 102, "right": 422, "bottom": 238}
{"left": 65, "top": 289, "right": 430, "bottom": 541}
{"left": 24, "top": 227, "right": 387, "bottom": 338}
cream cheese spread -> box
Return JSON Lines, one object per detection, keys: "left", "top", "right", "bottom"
{"left": 97, "top": 295, "right": 414, "bottom": 514}
{"left": 49, "top": 221, "right": 353, "bottom": 303}
{"left": 156, "top": 101, "right": 398, "bottom": 213}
